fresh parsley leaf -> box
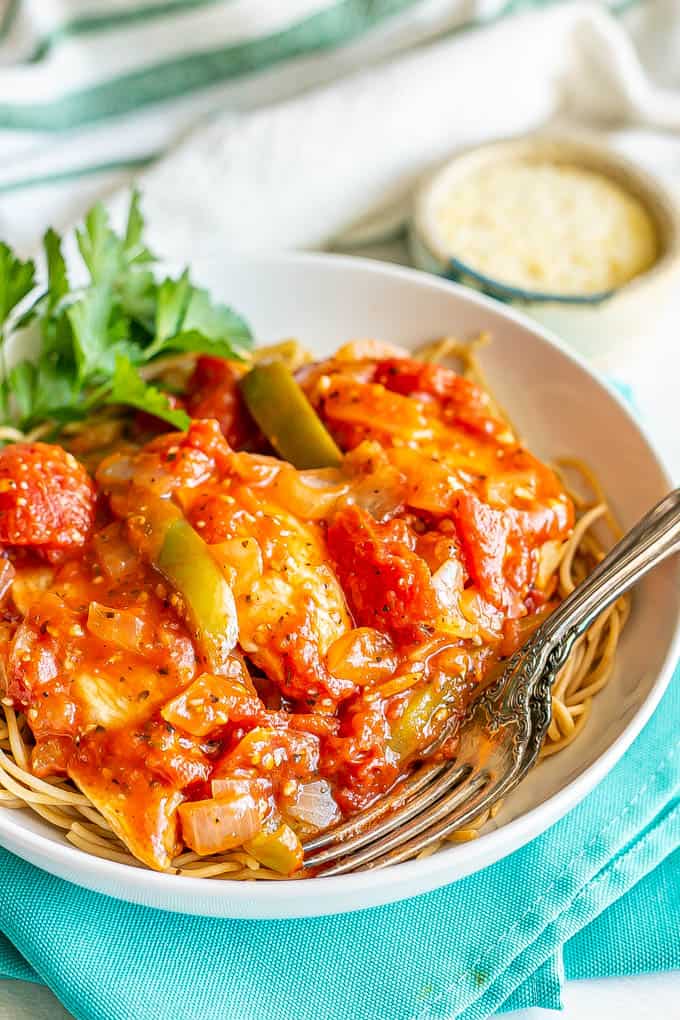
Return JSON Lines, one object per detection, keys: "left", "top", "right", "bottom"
{"left": 106, "top": 355, "right": 190, "bottom": 430}
{"left": 146, "top": 275, "right": 251, "bottom": 361}
{"left": 67, "top": 284, "right": 115, "bottom": 382}
{"left": 7, "top": 356, "right": 79, "bottom": 431}
{"left": 76, "top": 204, "right": 123, "bottom": 284}
{"left": 152, "top": 271, "right": 192, "bottom": 351}
{"left": 30, "top": 363, "right": 80, "bottom": 426}
{"left": 77, "top": 192, "right": 156, "bottom": 287}
{"left": 0, "top": 245, "right": 36, "bottom": 330}
{"left": 155, "top": 329, "right": 252, "bottom": 362}
{"left": 117, "top": 270, "right": 157, "bottom": 334}
{"left": 14, "top": 228, "right": 67, "bottom": 330}
{"left": 181, "top": 286, "right": 251, "bottom": 354}
{"left": 0, "top": 189, "right": 253, "bottom": 437}
{"left": 44, "top": 228, "right": 69, "bottom": 312}
{"left": 69, "top": 286, "right": 143, "bottom": 384}
{"left": 7, "top": 361, "right": 36, "bottom": 420}
{"left": 123, "top": 190, "right": 155, "bottom": 266}
{"left": 75, "top": 192, "right": 158, "bottom": 336}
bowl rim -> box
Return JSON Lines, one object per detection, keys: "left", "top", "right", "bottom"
{"left": 1, "top": 250, "right": 678, "bottom": 914}
{"left": 412, "top": 132, "right": 680, "bottom": 303}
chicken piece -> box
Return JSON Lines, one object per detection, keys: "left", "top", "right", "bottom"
{"left": 100, "top": 420, "right": 353, "bottom": 706}
{"left": 373, "top": 357, "right": 512, "bottom": 441}
{"left": 68, "top": 734, "right": 184, "bottom": 871}
{"left": 189, "top": 485, "right": 352, "bottom": 704}
{"left": 305, "top": 355, "right": 574, "bottom": 622}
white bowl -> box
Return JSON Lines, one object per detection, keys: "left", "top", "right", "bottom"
{"left": 1, "top": 252, "right": 678, "bottom": 919}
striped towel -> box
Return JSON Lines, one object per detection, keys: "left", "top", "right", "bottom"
{"left": 0, "top": 0, "right": 632, "bottom": 253}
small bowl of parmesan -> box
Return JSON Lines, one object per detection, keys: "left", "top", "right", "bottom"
{"left": 410, "top": 135, "right": 680, "bottom": 364}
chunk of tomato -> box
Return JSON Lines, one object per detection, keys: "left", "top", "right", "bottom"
{"left": 186, "top": 356, "right": 258, "bottom": 449}
{"left": 452, "top": 491, "right": 573, "bottom": 617}
{"left": 0, "top": 443, "right": 95, "bottom": 561}
{"left": 452, "top": 491, "right": 512, "bottom": 611}
{"left": 327, "top": 504, "right": 437, "bottom": 643}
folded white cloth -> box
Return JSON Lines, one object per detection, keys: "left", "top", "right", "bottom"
{"left": 4, "top": 0, "right": 680, "bottom": 257}
{"left": 0, "top": 0, "right": 568, "bottom": 252}
{"left": 111, "top": 0, "right": 680, "bottom": 264}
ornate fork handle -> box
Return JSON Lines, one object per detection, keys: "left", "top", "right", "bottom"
{"left": 425, "top": 488, "right": 680, "bottom": 772}
{"left": 473, "top": 488, "right": 680, "bottom": 735}
{"left": 540, "top": 488, "right": 680, "bottom": 667}
{"left": 513, "top": 487, "right": 680, "bottom": 755}
{"left": 447, "top": 488, "right": 680, "bottom": 847}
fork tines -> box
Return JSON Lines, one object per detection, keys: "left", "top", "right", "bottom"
{"left": 303, "top": 761, "right": 491, "bottom": 876}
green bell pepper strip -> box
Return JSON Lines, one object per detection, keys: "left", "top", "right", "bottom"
{"left": 240, "top": 360, "right": 342, "bottom": 470}
{"left": 389, "top": 683, "right": 444, "bottom": 761}
{"left": 389, "top": 678, "right": 463, "bottom": 762}
{"left": 244, "top": 821, "right": 303, "bottom": 875}
{"left": 126, "top": 491, "right": 238, "bottom": 675}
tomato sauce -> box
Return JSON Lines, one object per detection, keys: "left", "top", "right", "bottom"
{"left": 0, "top": 350, "right": 574, "bottom": 872}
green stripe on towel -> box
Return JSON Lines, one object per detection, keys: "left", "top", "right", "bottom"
{"left": 25, "top": 0, "right": 231, "bottom": 64}
{"left": 0, "top": 154, "right": 155, "bottom": 195}
{"left": 0, "top": 0, "right": 420, "bottom": 132}
{"left": 0, "top": 0, "right": 19, "bottom": 41}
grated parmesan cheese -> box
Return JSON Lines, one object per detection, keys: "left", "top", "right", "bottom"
{"left": 433, "top": 162, "right": 659, "bottom": 295}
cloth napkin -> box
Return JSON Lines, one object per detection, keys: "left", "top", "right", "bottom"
{"left": 0, "top": 2, "right": 679, "bottom": 1018}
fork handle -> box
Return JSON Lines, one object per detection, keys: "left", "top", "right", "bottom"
{"left": 543, "top": 488, "right": 680, "bottom": 651}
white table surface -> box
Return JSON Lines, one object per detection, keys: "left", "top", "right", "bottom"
{"left": 1, "top": 278, "right": 678, "bottom": 1020}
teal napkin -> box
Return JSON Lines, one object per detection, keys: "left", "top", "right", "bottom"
{"left": 0, "top": 663, "right": 677, "bottom": 1020}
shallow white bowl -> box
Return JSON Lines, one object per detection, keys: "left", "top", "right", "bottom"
{"left": 1, "top": 252, "right": 678, "bottom": 919}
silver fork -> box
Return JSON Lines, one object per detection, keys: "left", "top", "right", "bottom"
{"left": 303, "top": 488, "right": 680, "bottom": 876}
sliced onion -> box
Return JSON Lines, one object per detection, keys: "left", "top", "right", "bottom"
{"left": 96, "top": 454, "right": 135, "bottom": 487}
{"left": 347, "top": 467, "right": 405, "bottom": 522}
{"left": 326, "top": 627, "right": 397, "bottom": 685}
{"left": 484, "top": 471, "right": 537, "bottom": 507}
{"left": 536, "top": 539, "right": 564, "bottom": 590}
{"left": 10, "top": 564, "right": 55, "bottom": 616}
{"left": 178, "top": 790, "right": 262, "bottom": 856}
{"left": 459, "top": 589, "right": 504, "bottom": 642}
{"left": 66, "top": 419, "right": 124, "bottom": 457}
{"left": 0, "top": 558, "right": 15, "bottom": 603}
{"left": 430, "top": 559, "right": 478, "bottom": 639}
{"left": 210, "top": 775, "right": 271, "bottom": 804}
{"left": 93, "top": 522, "right": 138, "bottom": 582}
{"left": 270, "top": 466, "right": 349, "bottom": 521}
{"left": 287, "top": 780, "right": 339, "bottom": 829}
{"left": 163, "top": 670, "right": 261, "bottom": 737}
{"left": 386, "top": 446, "right": 462, "bottom": 514}
{"left": 87, "top": 601, "right": 146, "bottom": 653}
{"left": 431, "top": 558, "right": 464, "bottom": 609}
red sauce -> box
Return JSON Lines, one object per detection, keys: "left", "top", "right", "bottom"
{"left": 0, "top": 350, "right": 573, "bottom": 871}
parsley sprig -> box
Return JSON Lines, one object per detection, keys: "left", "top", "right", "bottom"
{"left": 0, "top": 192, "right": 252, "bottom": 435}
